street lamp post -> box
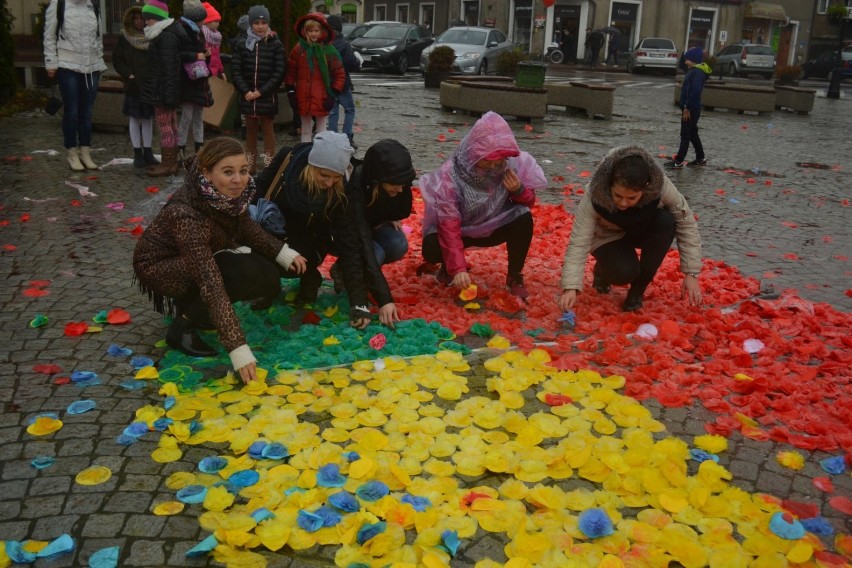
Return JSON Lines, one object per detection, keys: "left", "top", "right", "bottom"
{"left": 826, "top": 6, "right": 849, "bottom": 99}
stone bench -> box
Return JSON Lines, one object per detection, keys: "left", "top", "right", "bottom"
{"left": 91, "top": 80, "right": 128, "bottom": 133}
{"left": 439, "top": 79, "right": 548, "bottom": 120}
{"left": 774, "top": 85, "right": 816, "bottom": 114}
{"left": 673, "top": 81, "right": 776, "bottom": 115}
{"left": 546, "top": 81, "right": 616, "bottom": 119}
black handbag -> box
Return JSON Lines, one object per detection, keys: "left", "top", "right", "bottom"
{"left": 44, "top": 85, "right": 63, "bottom": 116}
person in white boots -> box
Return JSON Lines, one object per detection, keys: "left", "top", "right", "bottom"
{"left": 43, "top": 0, "right": 107, "bottom": 171}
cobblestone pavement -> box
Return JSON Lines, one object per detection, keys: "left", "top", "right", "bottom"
{"left": 0, "top": 73, "right": 849, "bottom": 567}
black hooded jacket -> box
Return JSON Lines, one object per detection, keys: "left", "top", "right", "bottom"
{"left": 336, "top": 140, "right": 416, "bottom": 309}
{"left": 141, "top": 19, "right": 189, "bottom": 108}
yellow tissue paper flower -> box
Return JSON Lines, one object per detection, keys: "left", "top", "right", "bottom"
{"left": 323, "top": 335, "right": 340, "bottom": 346}
{"left": 204, "top": 485, "right": 236, "bottom": 511}
{"left": 323, "top": 305, "right": 339, "bottom": 317}
{"left": 348, "top": 457, "right": 376, "bottom": 479}
{"left": 693, "top": 434, "right": 728, "bottom": 454}
{"left": 75, "top": 465, "right": 112, "bottom": 485}
{"left": 135, "top": 366, "right": 159, "bottom": 379}
{"left": 775, "top": 451, "right": 805, "bottom": 470}
{"left": 151, "top": 446, "right": 182, "bottom": 463}
{"left": 599, "top": 555, "right": 625, "bottom": 568}
{"left": 486, "top": 335, "right": 511, "bottom": 349}
{"left": 785, "top": 541, "right": 813, "bottom": 564}
{"left": 135, "top": 405, "right": 165, "bottom": 425}
{"left": 152, "top": 501, "right": 185, "bottom": 515}
{"left": 255, "top": 517, "right": 291, "bottom": 551}
{"left": 165, "top": 471, "right": 196, "bottom": 490}
{"left": 26, "top": 416, "right": 63, "bottom": 436}
{"left": 21, "top": 541, "right": 47, "bottom": 554}
{"left": 463, "top": 302, "right": 481, "bottom": 310}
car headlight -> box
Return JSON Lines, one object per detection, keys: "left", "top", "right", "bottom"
{"left": 457, "top": 52, "right": 479, "bottom": 60}
{"left": 376, "top": 46, "right": 394, "bottom": 53}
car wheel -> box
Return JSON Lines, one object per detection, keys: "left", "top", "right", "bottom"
{"left": 729, "top": 63, "right": 737, "bottom": 77}
{"left": 396, "top": 54, "right": 409, "bottom": 75}
{"left": 627, "top": 60, "right": 635, "bottom": 74}
{"left": 478, "top": 60, "right": 487, "bottom": 75}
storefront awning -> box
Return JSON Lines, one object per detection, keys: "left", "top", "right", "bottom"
{"left": 745, "top": 2, "right": 787, "bottom": 20}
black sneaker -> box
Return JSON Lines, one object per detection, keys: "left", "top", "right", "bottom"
{"left": 688, "top": 158, "right": 707, "bottom": 166}
{"left": 435, "top": 265, "right": 453, "bottom": 286}
{"left": 592, "top": 265, "right": 611, "bottom": 294}
{"left": 622, "top": 290, "right": 644, "bottom": 312}
{"left": 506, "top": 273, "right": 529, "bottom": 300}
{"left": 664, "top": 160, "right": 685, "bottom": 169}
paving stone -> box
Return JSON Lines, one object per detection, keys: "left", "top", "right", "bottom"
{"left": 122, "top": 514, "right": 166, "bottom": 537}
{"left": 124, "top": 540, "right": 166, "bottom": 566}
{"left": 755, "top": 471, "right": 793, "bottom": 495}
{"left": 81, "top": 513, "right": 127, "bottom": 538}
{"left": 20, "top": 494, "right": 66, "bottom": 518}
{"left": 727, "top": 460, "right": 759, "bottom": 481}
{"left": 0, "top": 521, "right": 32, "bottom": 541}
{"left": 32, "top": 514, "right": 79, "bottom": 539}
{"left": 29, "top": 475, "right": 72, "bottom": 495}
{"left": 64, "top": 492, "right": 107, "bottom": 515}
{"left": 104, "top": 491, "right": 154, "bottom": 513}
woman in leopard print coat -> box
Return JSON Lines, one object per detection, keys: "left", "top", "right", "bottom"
{"left": 133, "top": 137, "right": 306, "bottom": 383}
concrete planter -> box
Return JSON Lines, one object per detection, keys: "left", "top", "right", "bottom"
{"left": 439, "top": 79, "right": 547, "bottom": 120}
{"left": 774, "top": 85, "right": 816, "bottom": 114}
{"left": 674, "top": 81, "right": 776, "bottom": 115}
{"left": 546, "top": 81, "right": 616, "bottom": 119}
{"left": 91, "top": 80, "right": 127, "bottom": 133}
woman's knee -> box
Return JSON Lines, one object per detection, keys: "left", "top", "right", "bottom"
{"left": 421, "top": 233, "right": 442, "bottom": 263}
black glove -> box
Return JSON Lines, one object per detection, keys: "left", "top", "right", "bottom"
{"left": 350, "top": 305, "right": 370, "bottom": 322}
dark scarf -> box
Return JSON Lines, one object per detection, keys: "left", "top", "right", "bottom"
{"left": 198, "top": 174, "right": 256, "bottom": 216}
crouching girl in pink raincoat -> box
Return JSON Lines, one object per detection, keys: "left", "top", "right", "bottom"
{"left": 418, "top": 111, "right": 547, "bottom": 299}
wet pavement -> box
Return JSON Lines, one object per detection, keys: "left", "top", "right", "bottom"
{"left": 0, "top": 70, "right": 850, "bottom": 567}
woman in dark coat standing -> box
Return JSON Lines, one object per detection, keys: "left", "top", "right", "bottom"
{"left": 112, "top": 3, "right": 158, "bottom": 168}
{"left": 140, "top": 0, "right": 188, "bottom": 176}
{"left": 176, "top": 0, "right": 214, "bottom": 157}
{"left": 231, "top": 5, "right": 286, "bottom": 173}
{"left": 333, "top": 140, "right": 416, "bottom": 329}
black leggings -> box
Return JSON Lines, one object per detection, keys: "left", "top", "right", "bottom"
{"left": 176, "top": 250, "right": 281, "bottom": 322}
{"left": 592, "top": 208, "right": 675, "bottom": 294}
{"left": 422, "top": 212, "right": 533, "bottom": 276}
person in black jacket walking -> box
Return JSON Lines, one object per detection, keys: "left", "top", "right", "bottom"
{"left": 666, "top": 47, "right": 712, "bottom": 169}
{"left": 112, "top": 4, "right": 158, "bottom": 168}
{"left": 140, "top": 0, "right": 189, "bottom": 177}
{"left": 333, "top": 139, "right": 416, "bottom": 329}
{"left": 325, "top": 15, "right": 360, "bottom": 148}
{"left": 231, "top": 5, "right": 286, "bottom": 173}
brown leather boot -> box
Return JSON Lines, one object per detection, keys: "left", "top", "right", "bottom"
{"left": 147, "top": 146, "right": 179, "bottom": 177}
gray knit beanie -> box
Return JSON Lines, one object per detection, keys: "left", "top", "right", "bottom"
{"left": 308, "top": 132, "right": 355, "bottom": 176}
{"left": 248, "top": 5, "right": 270, "bottom": 24}
{"left": 237, "top": 14, "right": 250, "bottom": 33}
{"left": 183, "top": 0, "right": 208, "bottom": 22}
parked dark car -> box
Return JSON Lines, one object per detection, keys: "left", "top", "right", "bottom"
{"left": 351, "top": 23, "right": 434, "bottom": 74}
{"left": 341, "top": 21, "right": 398, "bottom": 42}
{"left": 804, "top": 47, "right": 852, "bottom": 80}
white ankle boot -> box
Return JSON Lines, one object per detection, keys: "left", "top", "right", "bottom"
{"left": 78, "top": 146, "right": 98, "bottom": 170}
{"left": 67, "top": 147, "right": 84, "bottom": 171}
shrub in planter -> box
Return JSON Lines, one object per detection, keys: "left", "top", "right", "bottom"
{"left": 775, "top": 64, "right": 802, "bottom": 84}
{"left": 827, "top": 4, "right": 848, "bottom": 24}
{"left": 496, "top": 48, "right": 527, "bottom": 77}
{"left": 427, "top": 45, "right": 456, "bottom": 73}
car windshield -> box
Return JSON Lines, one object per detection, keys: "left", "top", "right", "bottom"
{"left": 363, "top": 25, "right": 408, "bottom": 40}
{"left": 642, "top": 39, "right": 675, "bottom": 50}
{"left": 437, "top": 30, "right": 487, "bottom": 46}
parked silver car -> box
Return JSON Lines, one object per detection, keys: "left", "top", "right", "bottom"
{"left": 715, "top": 43, "right": 776, "bottom": 79}
{"left": 419, "top": 26, "right": 514, "bottom": 75}
{"left": 626, "top": 37, "right": 679, "bottom": 75}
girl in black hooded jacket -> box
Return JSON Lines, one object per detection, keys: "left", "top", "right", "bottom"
{"left": 333, "top": 140, "right": 416, "bottom": 329}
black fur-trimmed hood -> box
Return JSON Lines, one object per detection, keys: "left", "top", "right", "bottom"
{"left": 588, "top": 146, "right": 665, "bottom": 212}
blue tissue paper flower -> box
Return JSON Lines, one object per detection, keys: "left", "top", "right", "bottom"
{"left": 119, "top": 380, "right": 145, "bottom": 390}
{"left": 820, "top": 455, "right": 846, "bottom": 475}
{"left": 401, "top": 494, "right": 431, "bottom": 512}
{"left": 801, "top": 516, "right": 834, "bottom": 536}
{"left": 186, "top": 534, "right": 217, "bottom": 557}
{"left": 248, "top": 441, "right": 268, "bottom": 459}
{"left": 88, "top": 545, "right": 120, "bottom": 568}
{"left": 251, "top": 508, "right": 275, "bottom": 523}
{"left": 189, "top": 420, "right": 202, "bottom": 434}
{"left": 769, "top": 511, "right": 805, "bottom": 540}
{"left": 578, "top": 508, "right": 614, "bottom": 539}
{"left": 355, "top": 480, "right": 389, "bottom": 502}
{"left": 163, "top": 396, "right": 175, "bottom": 410}
{"left": 123, "top": 422, "right": 149, "bottom": 438}
{"left": 261, "top": 442, "right": 288, "bottom": 460}
{"left": 152, "top": 417, "right": 173, "bottom": 431}
{"left": 199, "top": 456, "right": 228, "bottom": 473}
{"left": 176, "top": 485, "right": 208, "bottom": 504}
{"left": 107, "top": 344, "right": 132, "bottom": 357}
{"left": 328, "top": 491, "right": 360, "bottom": 512}
{"left": 284, "top": 487, "right": 307, "bottom": 496}
{"left": 67, "top": 399, "right": 96, "bottom": 415}
{"left": 343, "top": 451, "right": 360, "bottom": 461}
{"left": 71, "top": 370, "right": 97, "bottom": 382}
{"left": 297, "top": 510, "right": 324, "bottom": 532}
{"left": 228, "top": 469, "right": 260, "bottom": 489}
{"left": 36, "top": 534, "right": 75, "bottom": 558}
{"left": 689, "top": 449, "right": 720, "bottom": 463}
{"left": 317, "top": 464, "right": 347, "bottom": 487}
{"left": 356, "top": 521, "right": 386, "bottom": 545}
{"left": 5, "top": 541, "right": 36, "bottom": 563}
{"left": 313, "top": 506, "right": 342, "bottom": 527}
{"left": 115, "top": 434, "right": 137, "bottom": 446}
{"left": 130, "top": 356, "right": 154, "bottom": 370}
{"left": 31, "top": 456, "right": 56, "bottom": 469}
{"left": 440, "top": 529, "right": 460, "bottom": 556}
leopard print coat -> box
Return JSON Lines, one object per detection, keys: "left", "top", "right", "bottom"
{"left": 133, "top": 166, "right": 288, "bottom": 353}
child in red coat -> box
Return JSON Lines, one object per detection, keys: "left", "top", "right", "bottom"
{"left": 285, "top": 13, "right": 345, "bottom": 143}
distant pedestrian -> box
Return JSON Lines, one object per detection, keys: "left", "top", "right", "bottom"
{"left": 285, "top": 13, "right": 345, "bottom": 143}
{"left": 112, "top": 3, "right": 158, "bottom": 168}
{"left": 231, "top": 4, "right": 286, "bottom": 173}
{"left": 140, "top": 0, "right": 189, "bottom": 177}
{"left": 133, "top": 137, "right": 306, "bottom": 384}
{"left": 559, "top": 146, "right": 703, "bottom": 313}
{"left": 604, "top": 28, "right": 621, "bottom": 66}
{"left": 201, "top": 3, "right": 225, "bottom": 79}
{"left": 666, "top": 47, "right": 712, "bottom": 169}
{"left": 326, "top": 15, "right": 361, "bottom": 148}
{"left": 585, "top": 28, "right": 604, "bottom": 70}
{"left": 176, "top": 0, "right": 214, "bottom": 159}
{"left": 42, "top": 0, "right": 107, "bottom": 171}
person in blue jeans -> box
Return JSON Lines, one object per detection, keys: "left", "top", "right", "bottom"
{"left": 666, "top": 47, "right": 712, "bottom": 169}
{"left": 325, "top": 15, "right": 361, "bottom": 148}
{"left": 43, "top": 0, "right": 107, "bottom": 171}
{"left": 332, "top": 139, "right": 417, "bottom": 329}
